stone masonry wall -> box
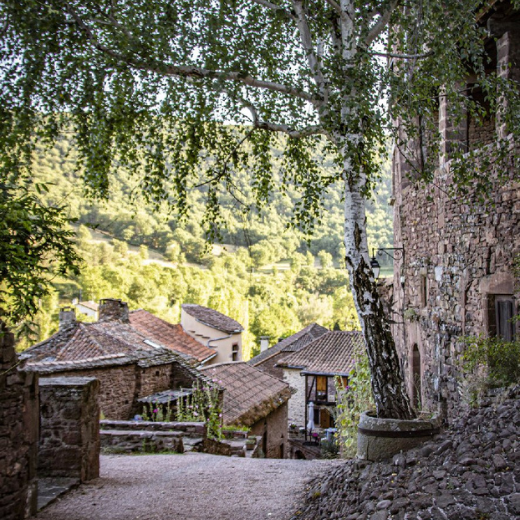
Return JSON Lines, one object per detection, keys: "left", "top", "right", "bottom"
{"left": 39, "top": 377, "right": 100, "bottom": 482}
{"left": 250, "top": 401, "right": 289, "bottom": 459}
{"left": 283, "top": 368, "right": 305, "bottom": 427}
{"left": 392, "top": 163, "right": 519, "bottom": 420}
{"left": 138, "top": 365, "right": 173, "bottom": 399}
{"left": 52, "top": 365, "right": 136, "bottom": 420}
{"left": 0, "top": 323, "right": 38, "bottom": 520}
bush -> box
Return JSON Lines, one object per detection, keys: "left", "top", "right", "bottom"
{"left": 461, "top": 334, "right": 520, "bottom": 388}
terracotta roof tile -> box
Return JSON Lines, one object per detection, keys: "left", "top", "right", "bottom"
{"left": 182, "top": 304, "right": 244, "bottom": 334}
{"left": 276, "top": 331, "right": 363, "bottom": 375}
{"left": 129, "top": 309, "right": 216, "bottom": 363}
{"left": 248, "top": 323, "right": 329, "bottom": 366}
{"left": 200, "top": 362, "right": 291, "bottom": 427}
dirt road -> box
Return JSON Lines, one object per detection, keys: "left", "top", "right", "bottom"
{"left": 32, "top": 453, "right": 335, "bottom": 520}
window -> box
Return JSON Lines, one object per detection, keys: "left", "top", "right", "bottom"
{"left": 488, "top": 295, "right": 516, "bottom": 341}
{"left": 316, "top": 376, "right": 327, "bottom": 401}
{"left": 420, "top": 276, "right": 428, "bottom": 308}
{"left": 231, "top": 343, "right": 239, "bottom": 361}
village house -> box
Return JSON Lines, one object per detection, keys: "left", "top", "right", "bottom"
{"left": 201, "top": 361, "right": 291, "bottom": 458}
{"left": 74, "top": 300, "right": 99, "bottom": 320}
{"left": 248, "top": 323, "right": 329, "bottom": 379}
{"left": 276, "top": 330, "right": 364, "bottom": 430}
{"left": 181, "top": 304, "right": 244, "bottom": 364}
{"left": 22, "top": 299, "right": 214, "bottom": 420}
{"left": 389, "top": 0, "right": 520, "bottom": 418}
{"left": 129, "top": 308, "right": 216, "bottom": 366}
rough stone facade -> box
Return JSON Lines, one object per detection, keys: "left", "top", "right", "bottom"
{"left": 283, "top": 368, "right": 306, "bottom": 426}
{"left": 38, "top": 377, "right": 100, "bottom": 482}
{"left": 49, "top": 365, "right": 136, "bottom": 420}
{"left": 250, "top": 401, "right": 289, "bottom": 459}
{"left": 391, "top": 5, "right": 520, "bottom": 420}
{"left": 0, "top": 323, "right": 38, "bottom": 520}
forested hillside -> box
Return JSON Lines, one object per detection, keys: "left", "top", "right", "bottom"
{"left": 23, "top": 136, "right": 394, "bottom": 357}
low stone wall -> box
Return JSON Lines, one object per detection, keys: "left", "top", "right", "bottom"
{"left": 0, "top": 323, "right": 38, "bottom": 520}
{"left": 100, "top": 430, "right": 185, "bottom": 454}
{"left": 100, "top": 420, "right": 206, "bottom": 438}
{"left": 39, "top": 377, "right": 100, "bottom": 482}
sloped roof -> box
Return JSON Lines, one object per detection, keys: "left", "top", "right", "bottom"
{"left": 200, "top": 362, "right": 291, "bottom": 427}
{"left": 22, "top": 320, "right": 198, "bottom": 375}
{"left": 130, "top": 309, "right": 216, "bottom": 363}
{"left": 77, "top": 300, "right": 99, "bottom": 312}
{"left": 182, "top": 304, "right": 244, "bottom": 334}
{"left": 248, "top": 323, "right": 329, "bottom": 366}
{"left": 276, "top": 331, "right": 364, "bottom": 376}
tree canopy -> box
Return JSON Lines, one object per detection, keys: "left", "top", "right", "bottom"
{"left": 2, "top": 0, "right": 519, "bottom": 418}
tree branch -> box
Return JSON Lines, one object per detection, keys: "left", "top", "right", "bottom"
{"left": 249, "top": 0, "right": 297, "bottom": 20}
{"left": 292, "top": 0, "right": 327, "bottom": 97}
{"left": 255, "top": 120, "right": 326, "bottom": 138}
{"left": 66, "top": 5, "right": 317, "bottom": 104}
{"left": 364, "top": 0, "right": 400, "bottom": 48}
{"left": 324, "top": 0, "right": 342, "bottom": 16}
{"left": 368, "top": 50, "right": 433, "bottom": 59}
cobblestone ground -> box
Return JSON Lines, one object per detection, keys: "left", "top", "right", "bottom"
{"left": 30, "top": 453, "right": 337, "bottom": 520}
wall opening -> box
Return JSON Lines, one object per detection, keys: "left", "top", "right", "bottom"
{"left": 412, "top": 344, "right": 422, "bottom": 409}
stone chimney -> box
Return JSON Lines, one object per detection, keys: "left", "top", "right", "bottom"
{"left": 260, "top": 336, "right": 270, "bottom": 352}
{"left": 59, "top": 307, "right": 76, "bottom": 330}
{"left": 98, "top": 298, "right": 129, "bottom": 323}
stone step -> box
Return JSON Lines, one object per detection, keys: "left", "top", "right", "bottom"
{"left": 182, "top": 437, "right": 204, "bottom": 452}
{"left": 100, "top": 429, "right": 184, "bottom": 454}
{"left": 100, "top": 420, "right": 206, "bottom": 438}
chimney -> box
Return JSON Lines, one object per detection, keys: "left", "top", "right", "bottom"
{"left": 59, "top": 307, "right": 76, "bottom": 330}
{"left": 98, "top": 298, "right": 129, "bottom": 323}
{"left": 260, "top": 336, "right": 270, "bottom": 352}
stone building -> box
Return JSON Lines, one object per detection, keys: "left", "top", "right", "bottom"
{"left": 277, "top": 331, "right": 363, "bottom": 429}
{"left": 0, "top": 322, "right": 38, "bottom": 520}
{"left": 23, "top": 299, "right": 213, "bottom": 420}
{"left": 201, "top": 362, "right": 291, "bottom": 458}
{"left": 248, "top": 323, "right": 328, "bottom": 379}
{"left": 391, "top": 1, "right": 520, "bottom": 419}
{"left": 181, "top": 304, "right": 244, "bottom": 364}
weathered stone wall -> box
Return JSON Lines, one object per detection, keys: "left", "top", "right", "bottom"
{"left": 283, "top": 368, "right": 306, "bottom": 427}
{"left": 250, "top": 401, "right": 289, "bottom": 459}
{"left": 52, "top": 365, "right": 136, "bottom": 420}
{"left": 0, "top": 323, "right": 38, "bottom": 520}
{"left": 392, "top": 161, "right": 519, "bottom": 419}
{"left": 138, "top": 365, "right": 173, "bottom": 398}
{"left": 39, "top": 377, "right": 100, "bottom": 482}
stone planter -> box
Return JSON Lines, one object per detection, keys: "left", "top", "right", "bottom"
{"left": 357, "top": 411, "right": 441, "bottom": 462}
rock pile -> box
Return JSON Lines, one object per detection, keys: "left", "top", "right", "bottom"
{"left": 292, "top": 387, "right": 520, "bottom": 520}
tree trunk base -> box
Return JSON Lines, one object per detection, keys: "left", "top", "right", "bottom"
{"left": 357, "top": 411, "right": 441, "bottom": 462}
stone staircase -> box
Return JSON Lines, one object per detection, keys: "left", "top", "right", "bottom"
{"left": 100, "top": 420, "right": 206, "bottom": 454}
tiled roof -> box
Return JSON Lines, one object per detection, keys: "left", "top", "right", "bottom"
{"left": 129, "top": 309, "right": 216, "bottom": 363}
{"left": 182, "top": 304, "right": 244, "bottom": 334}
{"left": 248, "top": 323, "right": 329, "bottom": 366}
{"left": 22, "top": 320, "right": 193, "bottom": 373}
{"left": 276, "top": 331, "right": 364, "bottom": 376}
{"left": 200, "top": 362, "right": 291, "bottom": 427}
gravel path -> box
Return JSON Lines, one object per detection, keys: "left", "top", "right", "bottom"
{"left": 32, "top": 453, "right": 336, "bottom": 520}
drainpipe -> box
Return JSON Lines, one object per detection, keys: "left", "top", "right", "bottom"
{"left": 207, "top": 335, "right": 232, "bottom": 348}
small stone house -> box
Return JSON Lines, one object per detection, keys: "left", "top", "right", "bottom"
{"left": 248, "top": 323, "right": 329, "bottom": 379}
{"left": 181, "top": 304, "right": 244, "bottom": 364}
{"left": 201, "top": 362, "right": 291, "bottom": 458}
{"left": 277, "top": 331, "right": 364, "bottom": 429}
{"left": 23, "top": 299, "right": 213, "bottom": 420}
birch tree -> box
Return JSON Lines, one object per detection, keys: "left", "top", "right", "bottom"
{"left": 2, "top": 0, "right": 517, "bottom": 418}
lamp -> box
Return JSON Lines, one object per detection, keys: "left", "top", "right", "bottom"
{"left": 370, "top": 255, "right": 381, "bottom": 279}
